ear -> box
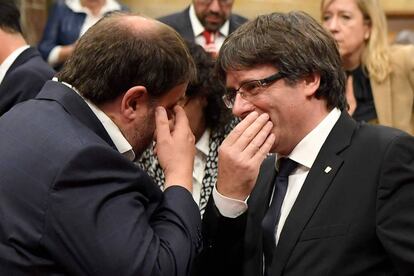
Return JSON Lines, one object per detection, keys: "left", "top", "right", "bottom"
{"left": 120, "top": 85, "right": 149, "bottom": 120}
{"left": 303, "top": 73, "right": 321, "bottom": 97}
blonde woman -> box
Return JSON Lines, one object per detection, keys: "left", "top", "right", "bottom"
{"left": 321, "top": 0, "right": 414, "bottom": 134}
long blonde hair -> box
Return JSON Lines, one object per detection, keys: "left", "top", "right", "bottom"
{"left": 321, "top": 0, "right": 391, "bottom": 82}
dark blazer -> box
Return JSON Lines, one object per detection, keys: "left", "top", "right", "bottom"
{"left": 158, "top": 7, "right": 248, "bottom": 42}
{"left": 0, "top": 47, "right": 55, "bottom": 116}
{"left": 0, "top": 81, "right": 202, "bottom": 275}
{"left": 195, "top": 112, "right": 414, "bottom": 276}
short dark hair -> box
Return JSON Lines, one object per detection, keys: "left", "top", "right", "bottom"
{"left": 184, "top": 41, "right": 232, "bottom": 132}
{"left": 0, "top": 0, "right": 23, "bottom": 34}
{"left": 217, "top": 11, "right": 347, "bottom": 111}
{"left": 57, "top": 12, "right": 196, "bottom": 105}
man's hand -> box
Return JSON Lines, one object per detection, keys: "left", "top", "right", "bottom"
{"left": 217, "top": 112, "right": 275, "bottom": 200}
{"left": 154, "top": 106, "right": 195, "bottom": 192}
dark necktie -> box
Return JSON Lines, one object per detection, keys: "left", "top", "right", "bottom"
{"left": 262, "top": 158, "right": 298, "bottom": 275}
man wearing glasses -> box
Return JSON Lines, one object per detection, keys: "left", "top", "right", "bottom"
{"left": 158, "top": 0, "right": 247, "bottom": 57}
{"left": 193, "top": 11, "right": 414, "bottom": 276}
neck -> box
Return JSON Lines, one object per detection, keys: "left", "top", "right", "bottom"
{"left": 82, "top": 0, "right": 106, "bottom": 16}
{"left": 342, "top": 45, "right": 364, "bottom": 71}
{"left": 278, "top": 100, "right": 330, "bottom": 156}
{"left": 0, "top": 31, "right": 27, "bottom": 64}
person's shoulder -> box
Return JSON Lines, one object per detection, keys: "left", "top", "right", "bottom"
{"left": 230, "top": 13, "right": 248, "bottom": 25}
{"left": 157, "top": 8, "right": 187, "bottom": 25}
{"left": 355, "top": 122, "right": 412, "bottom": 145}
{"left": 11, "top": 49, "right": 55, "bottom": 80}
{"left": 389, "top": 44, "right": 414, "bottom": 60}
{"left": 51, "top": 0, "right": 70, "bottom": 10}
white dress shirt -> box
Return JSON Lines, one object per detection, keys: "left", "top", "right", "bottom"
{"left": 48, "top": 0, "right": 121, "bottom": 66}
{"left": 213, "top": 108, "right": 341, "bottom": 244}
{"left": 56, "top": 78, "right": 135, "bottom": 161}
{"left": 192, "top": 128, "right": 210, "bottom": 205}
{"left": 0, "top": 45, "right": 30, "bottom": 85}
{"left": 189, "top": 4, "right": 229, "bottom": 51}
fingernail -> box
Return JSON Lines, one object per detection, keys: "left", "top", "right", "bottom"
{"left": 260, "top": 113, "right": 270, "bottom": 120}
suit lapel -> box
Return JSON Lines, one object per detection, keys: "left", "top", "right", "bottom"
{"left": 243, "top": 155, "right": 277, "bottom": 275}
{"left": 36, "top": 81, "right": 116, "bottom": 149}
{"left": 370, "top": 76, "right": 392, "bottom": 126}
{"left": 181, "top": 7, "right": 196, "bottom": 42}
{"left": 269, "top": 112, "right": 357, "bottom": 276}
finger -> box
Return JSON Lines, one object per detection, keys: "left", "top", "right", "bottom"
{"left": 234, "top": 113, "right": 270, "bottom": 151}
{"left": 251, "top": 133, "right": 275, "bottom": 164}
{"left": 171, "top": 105, "right": 189, "bottom": 131}
{"left": 244, "top": 120, "right": 274, "bottom": 157}
{"left": 224, "top": 111, "right": 259, "bottom": 145}
{"left": 155, "top": 106, "right": 170, "bottom": 141}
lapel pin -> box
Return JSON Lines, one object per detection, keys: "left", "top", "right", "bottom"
{"left": 324, "top": 166, "right": 332, "bottom": 173}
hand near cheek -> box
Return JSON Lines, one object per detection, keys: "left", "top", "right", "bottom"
{"left": 154, "top": 106, "right": 195, "bottom": 192}
{"left": 217, "top": 112, "right": 275, "bottom": 200}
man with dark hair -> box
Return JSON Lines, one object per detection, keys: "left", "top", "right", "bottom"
{"left": 0, "top": 0, "right": 55, "bottom": 116}
{"left": 0, "top": 12, "right": 201, "bottom": 275}
{"left": 158, "top": 0, "right": 247, "bottom": 56}
{"left": 194, "top": 11, "right": 414, "bottom": 276}
{"left": 140, "top": 41, "right": 237, "bottom": 216}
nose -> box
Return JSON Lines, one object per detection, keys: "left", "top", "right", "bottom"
{"left": 325, "top": 16, "right": 339, "bottom": 33}
{"left": 208, "top": 0, "right": 221, "bottom": 12}
{"left": 232, "top": 93, "right": 255, "bottom": 119}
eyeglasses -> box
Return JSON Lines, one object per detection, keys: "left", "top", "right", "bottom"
{"left": 198, "top": 0, "right": 234, "bottom": 6}
{"left": 222, "top": 71, "right": 286, "bottom": 108}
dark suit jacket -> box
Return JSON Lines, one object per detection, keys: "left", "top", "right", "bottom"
{"left": 158, "top": 7, "right": 247, "bottom": 42}
{"left": 194, "top": 112, "right": 414, "bottom": 276}
{"left": 0, "top": 47, "right": 55, "bottom": 116}
{"left": 0, "top": 81, "right": 202, "bottom": 275}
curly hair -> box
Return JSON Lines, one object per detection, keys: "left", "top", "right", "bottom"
{"left": 185, "top": 41, "right": 233, "bottom": 132}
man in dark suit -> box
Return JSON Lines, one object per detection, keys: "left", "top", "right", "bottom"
{"left": 0, "top": 0, "right": 55, "bottom": 116}
{"left": 0, "top": 12, "right": 202, "bottom": 275}
{"left": 193, "top": 11, "right": 414, "bottom": 276}
{"left": 158, "top": 0, "right": 247, "bottom": 56}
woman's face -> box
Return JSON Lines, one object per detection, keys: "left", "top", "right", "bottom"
{"left": 321, "top": 0, "right": 371, "bottom": 65}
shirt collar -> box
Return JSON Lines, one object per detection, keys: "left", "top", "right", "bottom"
{"left": 54, "top": 78, "right": 135, "bottom": 161}
{"left": 277, "top": 108, "right": 341, "bottom": 169}
{"left": 65, "top": 0, "right": 121, "bottom": 15}
{"left": 196, "top": 128, "right": 211, "bottom": 157}
{"left": 0, "top": 45, "right": 29, "bottom": 85}
{"left": 189, "top": 4, "right": 230, "bottom": 37}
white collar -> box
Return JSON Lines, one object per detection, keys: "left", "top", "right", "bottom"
{"left": 277, "top": 108, "right": 341, "bottom": 169}
{"left": 189, "top": 4, "right": 230, "bottom": 37}
{"left": 196, "top": 128, "right": 211, "bottom": 157}
{"left": 54, "top": 78, "right": 135, "bottom": 161}
{"left": 65, "top": 0, "right": 121, "bottom": 15}
{"left": 0, "top": 45, "right": 29, "bottom": 84}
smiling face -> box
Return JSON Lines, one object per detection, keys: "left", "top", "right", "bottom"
{"left": 225, "top": 65, "right": 323, "bottom": 155}
{"left": 193, "top": 0, "right": 233, "bottom": 32}
{"left": 321, "top": 0, "right": 371, "bottom": 69}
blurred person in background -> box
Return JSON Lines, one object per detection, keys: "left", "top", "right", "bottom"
{"left": 0, "top": 0, "right": 54, "bottom": 116}
{"left": 321, "top": 0, "right": 414, "bottom": 135}
{"left": 139, "top": 40, "right": 237, "bottom": 216}
{"left": 158, "top": 0, "right": 247, "bottom": 57}
{"left": 38, "top": 0, "right": 128, "bottom": 69}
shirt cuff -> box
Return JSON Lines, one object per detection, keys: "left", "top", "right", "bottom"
{"left": 212, "top": 185, "right": 248, "bottom": 218}
{"left": 48, "top": 46, "right": 62, "bottom": 66}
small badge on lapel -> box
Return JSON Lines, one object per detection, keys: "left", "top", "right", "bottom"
{"left": 324, "top": 166, "right": 332, "bottom": 173}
